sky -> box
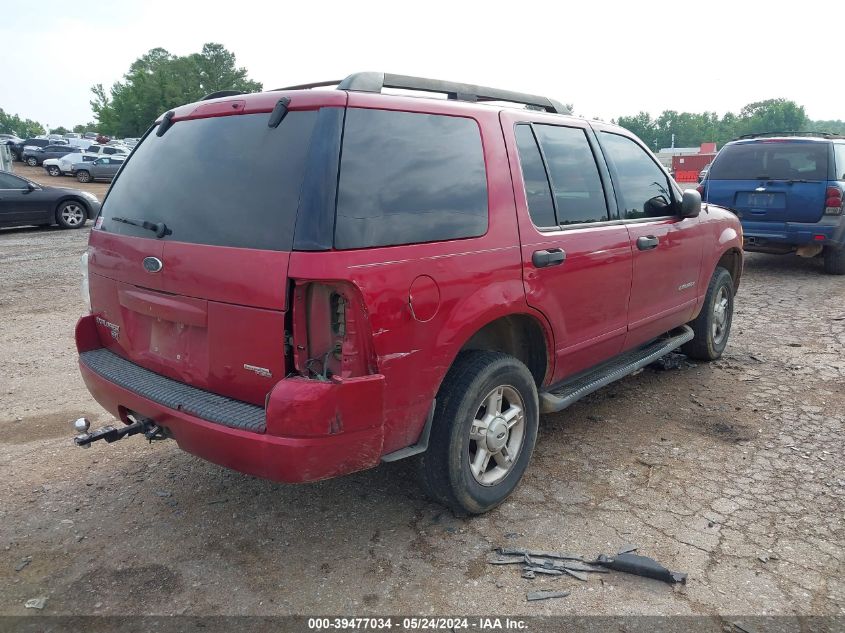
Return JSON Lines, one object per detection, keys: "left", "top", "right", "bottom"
{"left": 0, "top": 0, "right": 839, "bottom": 131}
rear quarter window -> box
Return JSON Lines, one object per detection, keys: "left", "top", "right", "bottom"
{"left": 334, "top": 109, "right": 488, "bottom": 249}
{"left": 834, "top": 144, "right": 845, "bottom": 181}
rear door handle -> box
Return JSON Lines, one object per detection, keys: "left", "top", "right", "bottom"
{"left": 532, "top": 248, "right": 566, "bottom": 268}
{"left": 636, "top": 236, "right": 659, "bottom": 251}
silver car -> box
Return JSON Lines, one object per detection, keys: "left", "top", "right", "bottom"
{"left": 74, "top": 156, "right": 126, "bottom": 183}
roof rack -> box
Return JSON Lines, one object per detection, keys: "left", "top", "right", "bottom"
{"left": 201, "top": 90, "right": 244, "bottom": 101}
{"left": 735, "top": 131, "right": 845, "bottom": 141}
{"left": 274, "top": 72, "right": 569, "bottom": 114}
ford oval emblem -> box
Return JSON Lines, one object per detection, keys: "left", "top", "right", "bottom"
{"left": 143, "top": 256, "right": 163, "bottom": 273}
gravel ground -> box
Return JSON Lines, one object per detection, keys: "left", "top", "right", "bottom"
{"left": 0, "top": 220, "right": 842, "bottom": 618}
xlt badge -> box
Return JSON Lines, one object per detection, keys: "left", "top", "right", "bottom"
{"left": 244, "top": 364, "right": 272, "bottom": 378}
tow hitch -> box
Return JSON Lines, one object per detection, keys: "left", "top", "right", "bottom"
{"left": 73, "top": 415, "right": 167, "bottom": 448}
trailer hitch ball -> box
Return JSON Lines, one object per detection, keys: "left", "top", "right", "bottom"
{"left": 73, "top": 418, "right": 91, "bottom": 433}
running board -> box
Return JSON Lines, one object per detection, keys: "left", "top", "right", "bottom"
{"left": 539, "top": 325, "right": 694, "bottom": 414}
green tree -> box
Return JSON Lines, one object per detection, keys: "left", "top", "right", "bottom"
{"left": 734, "top": 98, "right": 808, "bottom": 136}
{"left": 807, "top": 119, "right": 845, "bottom": 135}
{"left": 91, "top": 43, "right": 262, "bottom": 137}
{"left": 51, "top": 126, "right": 69, "bottom": 135}
{"left": 614, "top": 98, "right": 811, "bottom": 150}
{"left": 0, "top": 108, "right": 46, "bottom": 137}
{"left": 615, "top": 111, "right": 657, "bottom": 148}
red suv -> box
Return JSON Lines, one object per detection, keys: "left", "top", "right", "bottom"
{"left": 74, "top": 73, "right": 743, "bottom": 514}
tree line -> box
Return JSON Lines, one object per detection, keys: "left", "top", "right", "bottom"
{"left": 1, "top": 44, "right": 842, "bottom": 147}
{"left": 613, "top": 99, "right": 843, "bottom": 150}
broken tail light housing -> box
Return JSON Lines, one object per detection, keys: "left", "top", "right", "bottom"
{"left": 291, "top": 281, "right": 376, "bottom": 380}
{"left": 824, "top": 186, "right": 843, "bottom": 215}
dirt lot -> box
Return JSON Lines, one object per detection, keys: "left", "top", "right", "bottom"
{"left": 13, "top": 163, "right": 111, "bottom": 200}
{"left": 0, "top": 203, "right": 843, "bottom": 617}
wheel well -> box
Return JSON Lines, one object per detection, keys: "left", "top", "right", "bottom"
{"left": 460, "top": 315, "right": 549, "bottom": 387}
{"left": 717, "top": 248, "right": 742, "bottom": 291}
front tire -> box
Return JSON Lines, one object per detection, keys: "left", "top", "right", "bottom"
{"left": 76, "top": 170, "right": 91, "bottom": 183}
{"left": 26, "top": 156, "right": 38, "bottom": 167}
{"left": 46, "top": 165, "right": 61, "bottom": 177}
{"left": 56, "top": 201, "right": 87, "bottom": 229}
{"left": 682, "top": 266, "right": 734, "bottom": 361}
{"left": 823, "top": 246, "right": 845, "bottom": 275}
{"left": 417, "top": 351, "right": 539, "bottom": 515}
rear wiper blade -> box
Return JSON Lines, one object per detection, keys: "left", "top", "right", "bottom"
{"left": 111, "top": 216, "right": 172, "bottom": 238}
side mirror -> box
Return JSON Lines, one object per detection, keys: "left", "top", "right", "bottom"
{"left": 680, "top": 189, "right": 701, "bottom": 218}
{"left": 26, "top": 183, "right": 36, "bottom": 192}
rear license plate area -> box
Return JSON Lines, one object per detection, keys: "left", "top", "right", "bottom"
{"left": 736, "top": 192, "right": 785, "bottom": 209}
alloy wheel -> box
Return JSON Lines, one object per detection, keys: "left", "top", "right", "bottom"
{"left": 711, "top": 286, "right": 730, "bottom": 345}
{"left": 61, "top": 204, "right": 85, "bottom": 227}
{"left": 468, "top": 385, "right": 526, "bottom": 486}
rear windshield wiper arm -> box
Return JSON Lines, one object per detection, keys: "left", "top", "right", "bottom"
{"left": 111, "top": 216, "right": 172, "bottom": 238}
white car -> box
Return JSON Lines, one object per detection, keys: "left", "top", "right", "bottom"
{"left": 42, "top": 144, "right": 129, "bottom": 177}
{"left": 42, "top": 154, "right": 83, "bottom": 177}
{"left": 84, "top": 144, "right": 129, "bottom": 158}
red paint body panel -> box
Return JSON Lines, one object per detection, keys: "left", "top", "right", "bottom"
{"left": 78, "top": 87, "right": 744, "bottom": 485}
{"left": 265, "top": 374, "right": 385, "bottom": 438}
{"left": 78, "top": 354, "right": 381, "bottom": 482}
{"left": 160, "top": 241, "right": 290, "bottom": 311}
{"left": 624, "top": 216, "right": 705, "bottom": 348}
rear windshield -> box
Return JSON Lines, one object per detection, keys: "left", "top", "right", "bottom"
{"left": 710, "top": 141, "right": 829, "bottom": 181}
{"left": 99, "top": 111, "right": 318, "bottom": 251}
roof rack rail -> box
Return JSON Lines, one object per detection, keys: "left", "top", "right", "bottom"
{"left": 734, "top": 131, "right": 845, "bottom": 140}
{"left": 274, "top": 72, "right": 569, "bottom": 114}
{"left": 201, "top": 90, "right": 244, "bottom": 101}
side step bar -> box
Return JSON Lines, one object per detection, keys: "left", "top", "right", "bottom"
{"left": 539, "top": 326, "right": 694, "bottom": 414}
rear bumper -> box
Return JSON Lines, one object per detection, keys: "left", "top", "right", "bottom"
{"left": 76, "top": 316, "right": 385, "bottom": 483}
{"left": 742, "top": 217, "right": 845, "bottom": 250}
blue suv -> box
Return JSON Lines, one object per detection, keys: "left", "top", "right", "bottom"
{"left": 701, "top": 133, "right": 845, "bottom": 274}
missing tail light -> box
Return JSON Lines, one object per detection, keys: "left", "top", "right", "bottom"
{"left": 824, "top": 186, "right": 843, "bottom": 215}
{"left": 291, "top": 281, "right": 376, "bottom": 380}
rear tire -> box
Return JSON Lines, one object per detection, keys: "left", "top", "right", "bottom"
{"left": 823, "top": 246, "right": 845, "bottom": 275}
{"left": 682, "top": 266, "right": 734, "bottom": 361}
{"left": 417, "top": 351, "right": 539, "bottom": 515}
{"left": 56, "top": 201, "right": 87, "bottom": 229}
{"left": 76, "top": 170, "right": 91, "bottom": 183}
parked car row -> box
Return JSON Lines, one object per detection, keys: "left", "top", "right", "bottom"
{"left": 1, "top": 134, "right": 135, "bottom": 161}
{"left": 40, "top": 145, "right": 128, "bottom": 182}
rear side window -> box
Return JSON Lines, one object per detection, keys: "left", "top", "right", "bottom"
{"left": 600, "top": 132, "right": 673, "bottom": 219}
{"left": 335, "top": 109, "right": 487, "bottom": 249}
{"left": 100, "top": 111, "right": 318, "bottom": 251}
{"left": 710, "top": 142, "right": 829, "bottom": 180}
{"left": 833, "top": 144, "right": 845, "bottom": 180}
{"left": 514, "top": 124, "right": 556, "bottom": 227}
{"left": 534, "top": 125, "right": 608, "bottom": 225}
